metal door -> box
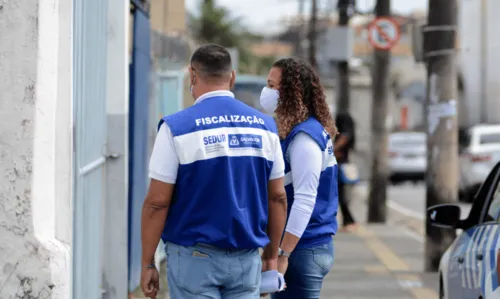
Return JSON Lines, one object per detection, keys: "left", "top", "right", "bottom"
{"left": 128, "top": 8, "right": 151, "bottom": 293}
{"left": 72, "top": 0, "right": 109, "bottom": 298}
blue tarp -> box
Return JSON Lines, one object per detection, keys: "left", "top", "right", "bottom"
{"left": 128, "top": 8, "right": 151, "bottom": 292}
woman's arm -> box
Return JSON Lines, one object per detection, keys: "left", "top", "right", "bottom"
{"left": 280, "top": 132, "right": 323, "bottom": 254}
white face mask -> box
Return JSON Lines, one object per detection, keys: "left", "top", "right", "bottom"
{"left": 260, "top": 87, "right": 279, "bottom": 113}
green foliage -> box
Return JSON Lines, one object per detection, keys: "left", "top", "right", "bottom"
{"left": 188, "top": 0, "right": 265, "bottom": 74}
{"left": 255, "top": 56, "right": 277, "bottom": 76}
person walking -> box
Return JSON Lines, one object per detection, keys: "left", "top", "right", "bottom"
{"left": 259, "top": 58, "right": 339, "bottom": 299}
{"left": 335, "top": 111, "right": 358, "bottom": 232}
{"left": 140, "top": 44, "right": 288, "bottom": 299}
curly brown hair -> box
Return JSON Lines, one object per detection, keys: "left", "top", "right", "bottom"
{"left": 273, "top": 58, "right": 337, "bottom": 140}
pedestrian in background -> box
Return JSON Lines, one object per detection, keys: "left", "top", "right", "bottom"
{"left": 335, "top": 111, "right": 359, "bottom": 232}
{"left": 140, "top": 44, "right": 288, "bottom": 299}
{"left": 260, "top": 58, "right": 339, "bottom": 299}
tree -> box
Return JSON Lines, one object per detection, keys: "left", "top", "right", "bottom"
{"left": 188, "top": 0, "right": 262, "bottom": 73}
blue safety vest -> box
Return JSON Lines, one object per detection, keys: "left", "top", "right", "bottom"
{"left": 158, "top": 95, "right": 279, "bottom": 249}
{"left": 281, "top": 117, "right": 339, "bottom": 248}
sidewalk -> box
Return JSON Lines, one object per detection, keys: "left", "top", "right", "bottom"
{"left": 319, "top": 190, "right": 438, "bottom": 299}
{"left": 132, "top": 186, "right": 436, "bottom": 299}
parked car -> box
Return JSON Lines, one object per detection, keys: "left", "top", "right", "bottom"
{"left": 232, "top": 74, "right": 267, "bottom": 112}
{"left": 430, "top": 161, "right": 500, "bottom": 299}
{"left": 388, "top": 131, "right": 427, "bottom": 183}
{"left": 459, "top": 124, "right": 500, "bottom": 202}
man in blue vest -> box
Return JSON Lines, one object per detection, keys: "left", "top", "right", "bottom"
{"left": 140, "top": 44, "right": 288, "bottom": 299}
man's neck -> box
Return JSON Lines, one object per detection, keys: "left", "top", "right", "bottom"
{"left": 196, "top": 85, "right": 230, "bottom": 97}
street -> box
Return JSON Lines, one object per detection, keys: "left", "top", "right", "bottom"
{"left": 355, "top": 181, "right": 472, "bottom": 222}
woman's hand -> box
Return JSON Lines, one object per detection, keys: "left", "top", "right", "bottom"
{"left": 277, "top": 256, "right": 289, "bottom": 275}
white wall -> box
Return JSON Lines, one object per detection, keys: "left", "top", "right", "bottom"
{"left": 484, "top": 0, "right": 500, "bottom": 123}
{"left": 459, "top": 0, "right": 500, "bottom": 125}
{"left": 0, "top": 0, "right": 72, "bottom": 298}
{"left": 102, "top": 0, "right": 130, "bottom": 297}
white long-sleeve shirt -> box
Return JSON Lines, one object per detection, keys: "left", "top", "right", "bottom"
{"left": 284, "top": 132, "right": 323, "bottom": 238}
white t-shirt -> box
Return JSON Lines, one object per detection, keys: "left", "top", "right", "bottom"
{"left": 148, "top": 90, "right": 284, "bottom": 183}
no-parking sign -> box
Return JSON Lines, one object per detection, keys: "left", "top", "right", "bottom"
{"left": 367, "top": 17, "right": 400, "bottom": 50}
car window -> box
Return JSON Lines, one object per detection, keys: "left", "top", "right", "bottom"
{"left": 479, "top": 133, "right": 500, "bottom": 145}
{"left": 458, "top": 128, "right": 471, "bottom": 149}
{"left": 232, "top": 83, "right": 265, "bottom": 110}
{"left": 462, "top": 162, "right": 500, "bottom": 228}
{"left": 492, "top": 185, "right": 500, "bottom": 222}
{"left": 483, "top": 178, "right": 500, "bottom": 223}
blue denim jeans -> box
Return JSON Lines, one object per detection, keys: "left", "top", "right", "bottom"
{"left": 165, "top": 242, "right": 262, "bottom": 299}
{"left": 272, "top": 239, "right": 334, "bottom": 299}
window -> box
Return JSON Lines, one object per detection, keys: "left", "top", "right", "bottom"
{"left": 232, "top": 82, "right": 266, "bottom": 110}
{"left": 485, "top": 181, "right": 500, "bottom": 222}
{"left": 479, "top": 133, "right": 500, "bottom": 145}
{"left": 458, "top": 128, "right": 471, "bottom": 151}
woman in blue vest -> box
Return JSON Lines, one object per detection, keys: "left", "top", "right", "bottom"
{"left": 260, "top": 58, "right": 339, "bottom": 299}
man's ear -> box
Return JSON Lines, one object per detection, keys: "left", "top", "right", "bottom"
{"left": 229, "top": 70, "right": 236, "bottom": 89}
{"left": 188, "top": 66, "right": 195, "bottom": 84}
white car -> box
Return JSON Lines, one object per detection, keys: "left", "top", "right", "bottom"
{"left": 459, "top": 124, "right": 500, "bottom": 202}
{"left": 388, "top": 131, "right": 427, "bottom": 183}
{"left": 430, "top": 161, "right": 500, "bottom": 299}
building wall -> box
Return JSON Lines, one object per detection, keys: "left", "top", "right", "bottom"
{"left": 150, "top": 0, "right": 186, "bottom": 34}
{"left": 0, "top": 0, "right": 72, "bottom": 298}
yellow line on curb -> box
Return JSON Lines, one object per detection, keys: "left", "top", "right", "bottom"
{"left": 409, "top": 288, "right": 439, "bottom": 299}
{"left": 356, "top": 225, "right": 410, "bottom": 272}
{"left": 364, "top": 265, "right": 389, "bottom": 275}
{"left": 356, "top": 226, "right": 439, "bottom": 299}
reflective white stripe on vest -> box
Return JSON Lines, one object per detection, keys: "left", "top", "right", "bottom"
{"left": 173, "top": 126, "right": 279, "bottom": 165}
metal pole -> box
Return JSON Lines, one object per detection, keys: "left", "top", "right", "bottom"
{"left": 296, "top": 0, "right": 305, "bottom": 58}
{"left": 336, "top": 0, "right": 351, "bottom": 113}
{"left": 367, "top": 0, "right": 391, "bottom": 223}
{"left": 424, "top": 0, "right": 458, "bottom": 272}
{"left": 308, "top": 0, "right": 318, "bottom": 69}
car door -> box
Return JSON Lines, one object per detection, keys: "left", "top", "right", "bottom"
{"left": 474, "top": 180, "right": 500, "bottom": 298}
{"left": 447, "top": 162, "right": 500, "bottom": 299}
{"left": 447, "top": 225, "right": 480, "bottom": 299}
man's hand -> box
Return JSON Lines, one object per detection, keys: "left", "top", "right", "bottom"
{"left": 277, "top": 256, "right": 289, "bottom": 275}
{"left": 261, "top": 257, "right": 278, "bottom": 272}
{"left": 260, "top": 257, "right": 278, "bottom": 297}
{"left": 141, "top": 267, "right": 160, "bottom": 298}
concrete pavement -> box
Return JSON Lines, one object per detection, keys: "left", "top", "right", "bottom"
{"left": 316, "top": 191, "right": 439, "bottom": 299}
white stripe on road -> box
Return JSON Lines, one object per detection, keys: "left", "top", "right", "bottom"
{"left": 400, "top": 226, "right": 425, "bottom": 243}
{"left": 387, "top": 199, "right": 425, "bottom": 221}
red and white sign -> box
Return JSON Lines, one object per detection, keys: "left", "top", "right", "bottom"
{"left": 367, "top": 17, "right": 400, "bottom": 50}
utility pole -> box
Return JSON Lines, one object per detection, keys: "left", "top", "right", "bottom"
{"left": 308, "top": 0, "right": 318, "bottom": 69}
{"left": 367, "top": 0, "right": 391, "bottom": 223}
{"left": 423, "top": 0, "right": 458, "bottom": 272}
{"left": 336, "top": 0, "right": 353, "bottom": 112}
{"left": 295, "top": 0, "right": 305, "bottom": 59}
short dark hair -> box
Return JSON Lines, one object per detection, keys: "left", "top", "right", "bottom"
{"left": 190, "top": 44, "right": 232, "bottom": 81}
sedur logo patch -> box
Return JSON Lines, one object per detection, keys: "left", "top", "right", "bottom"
{"left": 228, "top": 134, "right": 262, "bottom": 149}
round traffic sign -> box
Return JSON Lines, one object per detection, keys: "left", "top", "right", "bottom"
{"left": 367, "top": 17, "right": 400, "bottom": 50}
